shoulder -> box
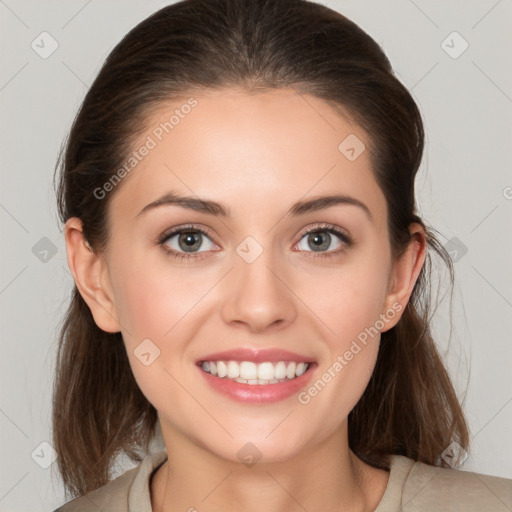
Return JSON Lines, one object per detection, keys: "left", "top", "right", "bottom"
{"left": 52, "top": 468, "right": 137, "bottom": 512}
{"left": 395, "top": 455, "right": 512, "bottom": 511}
{"left": 52, "top": 450, "right": 168, "bottom": 512}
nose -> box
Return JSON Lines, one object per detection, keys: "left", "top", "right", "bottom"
{"left": 220, "top": 243, "right": 297, "bottom": 334}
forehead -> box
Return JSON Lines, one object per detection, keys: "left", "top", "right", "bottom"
{"left": 108, "top": 87, "right": 387, "bottom": 227}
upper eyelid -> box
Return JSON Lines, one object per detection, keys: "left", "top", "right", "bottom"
{"left": 301, "top": 223, "right": 351, "bottom": 237}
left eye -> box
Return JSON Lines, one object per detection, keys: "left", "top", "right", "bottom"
{"left": 296, "top": 229, "right": 346, "bottom": 253}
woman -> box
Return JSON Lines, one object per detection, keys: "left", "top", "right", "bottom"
{"left": 52, "top": 0, "right": 512, "bottom": 510}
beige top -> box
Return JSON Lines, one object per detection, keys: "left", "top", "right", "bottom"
{"left": 54, "top": 450, "right": 512, "bottom": 511}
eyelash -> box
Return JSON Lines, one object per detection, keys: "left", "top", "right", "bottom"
{"left": 157, "top": 223, "right": 353, "bottom": 262}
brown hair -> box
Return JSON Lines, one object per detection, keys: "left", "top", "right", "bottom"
{"left": 53, "top": 0, "right": 469, "bottom": 499}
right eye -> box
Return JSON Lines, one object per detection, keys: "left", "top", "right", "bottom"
{"left": 158, "top": 224, "right": 220, "bottom": 260}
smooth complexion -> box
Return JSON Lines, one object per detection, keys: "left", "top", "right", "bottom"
{"left": 65, "top": 87, "right": 426, "bottom": 512}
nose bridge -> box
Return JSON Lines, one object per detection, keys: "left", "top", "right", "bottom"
{"left": 220, "top": 234, "right": 296, "bottom": 331}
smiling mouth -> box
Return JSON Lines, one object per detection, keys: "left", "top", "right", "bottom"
{"left": 198, "top": 360, "right": 313, "bottom": 385}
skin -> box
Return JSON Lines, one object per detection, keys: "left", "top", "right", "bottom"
{"left": 65, "top": 87, "right": 426, "bottom": 512}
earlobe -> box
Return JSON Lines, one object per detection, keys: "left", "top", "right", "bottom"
{"left": 381, "top": 223, "right": 427, "bottom": 332}
{"left": 64, "top": 217, "right": 121, "bottom": 333}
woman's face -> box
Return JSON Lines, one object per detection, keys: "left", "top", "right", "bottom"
{"left": 79, "top": 87, "right": 418, "bottom": 464}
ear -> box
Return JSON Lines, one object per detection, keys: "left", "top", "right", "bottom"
{"left": 64, "top": 217, "right": 121, "bottom": 333}
{"left": 381, "top": 223, "right": 427, "bottom": 332}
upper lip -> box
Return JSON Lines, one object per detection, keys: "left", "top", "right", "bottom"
{"left": 197, "top": 348, "right": 315, "bottom": 364}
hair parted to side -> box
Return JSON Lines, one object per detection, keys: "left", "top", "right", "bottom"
{"left": 53, "top": 0, "right": 469, "bottom": 499}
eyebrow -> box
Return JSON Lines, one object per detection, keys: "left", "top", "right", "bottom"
{"left": 136, "top": 191, "right": 373, "bottom": 222}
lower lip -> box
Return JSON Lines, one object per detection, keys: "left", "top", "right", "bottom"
{"left": 197, "top": 363, "right": 317, "bottom": 404}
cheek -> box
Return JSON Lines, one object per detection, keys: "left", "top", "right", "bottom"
{"left": 301, "top": 248, "right": 390, "bottom": 401}
{"left": 108, "top": 257, "right": 205, "bottom": 411}
{"left": 300, "top": 276, "right": 386, "bottom": 422}
{"left": 109, "top": 253, "right": 212, "bottom": 344}
{"left": 309, "top": 255, "right": 391, "bottom": 342}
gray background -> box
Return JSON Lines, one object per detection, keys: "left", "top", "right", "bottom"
{"left": 1, "top": 0, "right": 511, "bottom": 510}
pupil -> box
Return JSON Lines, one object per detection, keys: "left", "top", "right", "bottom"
{"left": 309, "top": 232, "right": 330, "bottom": 251}
{"left": 179, "top": 232, "right": 201, "bottom": 252}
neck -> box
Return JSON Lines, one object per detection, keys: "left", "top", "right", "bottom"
{"left": 151, "top": 421, "right": 389, "bottom": 512}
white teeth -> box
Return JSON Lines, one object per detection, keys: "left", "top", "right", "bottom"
{"left": 201, "top": 360, "right": 311, "bottom": 383}
{"left": 233, "top": 376, "right": 289, "bottom": 385}
{"left": 296, "top": 362, "right": 307, "bottom": 376}
{"left": 286, "top": 362, "right": 296, "bottom": 380}
{"left": 240, "top": 361, "right": 258, "bottom": 380}
{"left": 217, "top": 361, "right": 227, "bottom": 378}
{"left": 227, "top": 361, "right": 239, "bottom": 378}
{"left": 274, "top": 361, "right": 287, "bottom": 379}
{"left": 257, "top": 362, "right": 275, "bottom": 380}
